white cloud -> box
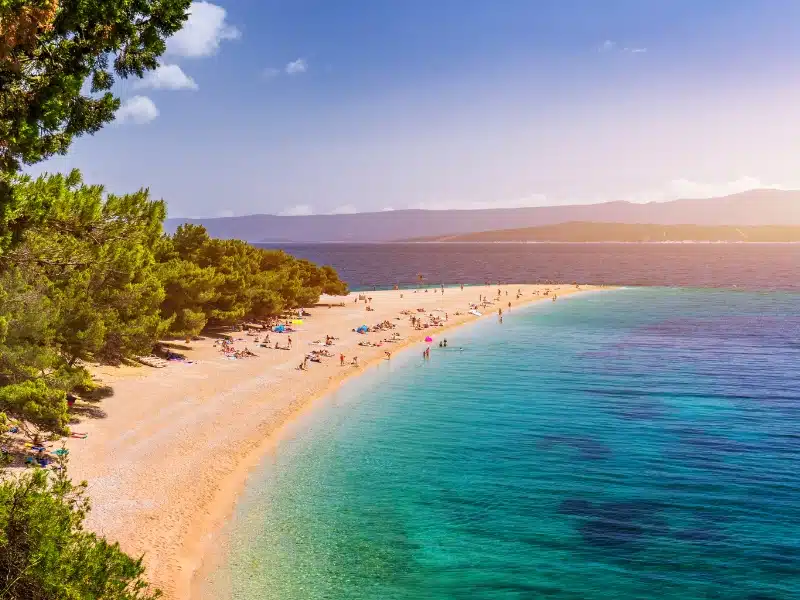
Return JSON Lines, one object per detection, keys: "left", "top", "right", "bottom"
{"left": 624, "top": 177, "right": 795, "bottom": 203}
{"left": 598, "top": 40, "right": 615, "bottom": 52}
{"left": 285, "top": 58, "right": 308, "bottom": 75}
{"left": 116, "top": 96, "right": 159, "bottom": 124}
{"left": 330, "top": 204, "right": 357, "bottom": 214}
{"left": 598, "top": 41, "right": 647, "bottom": 54}
{"left": 262, "top": 67, "right": 280, "bottom": 80}
{"left": 167, "top": 1, "right": 240, "bottom": 58}
{"left": 134, "top": 64, "right": 198, "bottom": 90}
{"left": 279, "top": 204, "right": 314, "bottom": 216}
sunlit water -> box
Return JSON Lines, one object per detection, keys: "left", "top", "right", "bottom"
{"left": 202, "top": 288, "right": 800, "bottom": 599}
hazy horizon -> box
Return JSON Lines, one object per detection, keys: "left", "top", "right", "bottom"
{"left": 25, "top": 0, "right": 800, "bottom": 218}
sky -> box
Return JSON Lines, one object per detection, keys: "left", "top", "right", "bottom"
{"left": 28, "top": 0, "right": 800, "bottom": 217}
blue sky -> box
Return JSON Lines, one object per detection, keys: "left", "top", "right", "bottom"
{"left": 30, "top": 0, "right": 800, "bottom": 217}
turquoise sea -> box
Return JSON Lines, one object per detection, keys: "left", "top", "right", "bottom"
{"left": 202, "top": 288, "right": 800, "bottom": 600}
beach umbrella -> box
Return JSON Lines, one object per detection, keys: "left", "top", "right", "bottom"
{"left": 291, "top": 319, "right": 303, "bottom": 325}
{"left": 425, "top": 336, "right": 433, "bottom": 343}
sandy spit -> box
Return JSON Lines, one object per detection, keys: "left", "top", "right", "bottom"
{"left": 63, "top": 284, "right": 606, "bottom": 598}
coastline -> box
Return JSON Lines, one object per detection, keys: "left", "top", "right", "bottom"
{"left": 63, "top": 284, "right": 607, "bottom": 599}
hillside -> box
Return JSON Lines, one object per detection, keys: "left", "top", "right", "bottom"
{"left": 165, "top": 189, "right": 800, "bottom": 243}
{"left": 409, "top": 222, "right": 800, "bottom": 243}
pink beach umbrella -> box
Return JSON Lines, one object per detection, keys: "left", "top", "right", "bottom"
{"left": 425, "top": 336, "right": 433, "bottom": 343}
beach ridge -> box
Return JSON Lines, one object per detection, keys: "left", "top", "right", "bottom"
{"left": 64, "top": 284, "right": 606, "bottom": 599}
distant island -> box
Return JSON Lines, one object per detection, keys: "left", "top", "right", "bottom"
{"left": 165, "top": 188, "right": 800, "bottom": 243}
{"left": 408, "top": 222, "right": 800, "bottom": 243}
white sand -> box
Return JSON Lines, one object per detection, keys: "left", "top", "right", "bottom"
{"left": 62, "top": 283, "right": 603, "bottom": 598}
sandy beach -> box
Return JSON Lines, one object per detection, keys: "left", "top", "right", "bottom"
{"left": 60, "top": 283, "right": 602, "bottom": 598}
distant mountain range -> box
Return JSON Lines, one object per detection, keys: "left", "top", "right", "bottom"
{"left": 410, "top": 222, "right": 800, "bottom": 243}
{"left": 165, "top": 189, "right": 800, "bottom": 243}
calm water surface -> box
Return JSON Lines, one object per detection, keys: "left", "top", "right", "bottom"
{"left": 204, "top": 288, "right": 800, "bottom": 599}
{"left": 259, "top": 243, "right": 800, "bottom": 291}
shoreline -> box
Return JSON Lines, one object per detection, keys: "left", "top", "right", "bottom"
{"left": 188, "top": 285, "right": 616, "bottom": 599}
{"left": 63, "top": 284, "right": 608, "bottom": 599}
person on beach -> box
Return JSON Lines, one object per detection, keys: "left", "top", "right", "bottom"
{"left": 385, "top": 351, "right": 391, "bottom": 360}
{"left": 288, "top": 336, "right": 292, "bottom": 349}
{"left": 340, "top": 353, "right": 345, "bottom": 365}
{"left": 352, "top": 356, "right": 359, "bottom": 366}
{"left": 460, "top": 283, "right": 464, "bottom": 291}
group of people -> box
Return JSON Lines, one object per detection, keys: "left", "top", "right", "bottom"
{"left": 408, "top": 313, "right": 447, "bottom": 330}
{"left": 215, "top": 338, "right": 258, "bottom": 359}
{"left": 299, "top": 348, "right": 336, "bottom": 370}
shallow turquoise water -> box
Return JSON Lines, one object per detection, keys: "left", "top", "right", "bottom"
{"left": 204, "top": 288, "right": 800, "bottom": 599}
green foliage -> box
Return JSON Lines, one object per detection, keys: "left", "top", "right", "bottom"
{"left": 163, "top": 224, "right": 349, "bottom": 328}
{"left": 154, "top": 234, "right": 222, "bottom": 338}
{"left": 0, "top": 379, "right": 68, "bottom": 438}
{"left": 0, "top": 0, "right": 192, "bottom": 174}
{"left": 2, "top": 170, "right": 169, "bottom": 365}
{"left": 0, "top": 462, "right": 161, "bottom": 599}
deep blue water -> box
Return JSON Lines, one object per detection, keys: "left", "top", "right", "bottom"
{"left": 203, "top": 288, "right": 800, "bottom": 599}
{"left": 258, "top": 243, "right": 800, "bottom": 291}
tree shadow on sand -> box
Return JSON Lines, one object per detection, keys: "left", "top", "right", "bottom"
{"left": 68, "top": 404, "right": 107, "bottom": 422}
{"left": 77, "top": 385, "right": 114, "bottom": 403}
